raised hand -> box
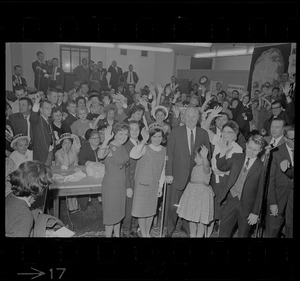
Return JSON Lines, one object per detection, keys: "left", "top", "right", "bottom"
{"left": 141, "top": 127, "right": 149, "bottom": 143}
{"left": 156, "top": 84, "right": 164, "bottom": 94}
{"left": 104, "top": 125, "right": 114, "bottom": 142}
{"left": 217, "top": 137, "right": 233, "bottom": 156}
{"left": 165, "top": 86, "right": 171, "bottom": 96}
{"left": 35, "top": 92, "right": 42, "bottom": 104}
{"left": 200, "top": 145, "right": 209, "bottom": 158}
{"left": 280, "top": 159, "right": 290, "bottom": 172}
{"left": 210, "top": 106, "right": 223, "bottom": 118}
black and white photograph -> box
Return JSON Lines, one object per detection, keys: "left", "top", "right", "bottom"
{"left": 5, "top": 42, "right": 295, "bottom": 239}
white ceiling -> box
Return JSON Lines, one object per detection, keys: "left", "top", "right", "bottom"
{"left": 120, "top": 43, "right": 283, "bottom": 56}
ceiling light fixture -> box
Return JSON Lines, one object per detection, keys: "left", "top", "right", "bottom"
{"left": 57, "top": 42, "right": 116, "bottom": 48}
{"left": 117, "top": 44, "right": 173, "bottom": 52}
{"left": 167, "top": 43, "right": 212, "bottom": 47}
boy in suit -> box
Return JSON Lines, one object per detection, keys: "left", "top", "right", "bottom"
{"left": 216, "top": 134, "right": 266, "bottom": 237}
{"left": 12, "top": 65, "right": 27, "bottom": 92}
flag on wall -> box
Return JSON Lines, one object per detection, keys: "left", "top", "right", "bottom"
{"left": 247, "top": 44, "right": 292, "bottom": 98}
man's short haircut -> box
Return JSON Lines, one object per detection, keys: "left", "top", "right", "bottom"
{"left": 14, "top": 85, "right": 25, "bottom": 92}
{"left": 271, "top": 100, "right": 282, "bottom": 108}
{"left": 40, "top": 99, "right": 52, "bottom": 107}
{"left": 272, "top": 87, "right": 280, "bottom": 92}
{"left": 248, "top": 134, "right": 266, "bottom": 150}
{"left": 19, "top": 97, "right": 33, "bottom": 107}
{"left": 271, "top": 118, "right": 285, "bottom": 127}
{"left": 283, "top": 125, "right": 295, "bottom": 136}
{"left": 14, "top": 65, "right": 21, "bottom": 71}
{"left": 67, "top": 100, "right": 76, "bottom": 107}
{"left": 52, "top": 57, "right": 58, "bottom": 61}
{"left": 36, "top": 51, "right": 43, "bottom": 56}
{"left": 104, "top": 103, "right": 118, "bottom": 115}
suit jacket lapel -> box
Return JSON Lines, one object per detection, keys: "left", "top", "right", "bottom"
{"left": 229, "top": 154, "right": 246, "bottom": 186}
{"left": 245, "top": 158, "right": 260, "bottom": 183}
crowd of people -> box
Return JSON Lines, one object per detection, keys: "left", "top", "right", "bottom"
{"left": 5, "top": 50, "right": 295, "bottom": 238}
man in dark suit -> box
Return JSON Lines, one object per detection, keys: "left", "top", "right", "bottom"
{"left": 216, "top": 134, "right": 266, "bottom": 237}
{"left": 9, "top": 97, "right": 32, "bottom": 140}
{"left": 12, "top": 65, "right": 27, "bottom": 92}
{"left": 48, "top": 58, "right": 64, "bottom": 90}
{"left": 165, "top": 106, "right": 211, "bottom": 237}
{"left": 73, "top": 58, "right": 90, "bottom": 85}
{"left": 32, "top": 51, "right": 50, "bottom": 94}
{"left": 281, "top": 126, "right": 294, "bottom": 238}
{"left": 263, "top": 100, "right": 294, "bottom": 135}
{"left": 30, "top": 93, "right": 56, "bottom": 166}
{"left": 265, "top": 126, "right": 294, "bottom": 238}
{"left": 108, "top": 60, "right": 123, "bottom": 90}
{"left": 124, "top": 64, "right": 139, "bottom": 87}
{"left": 63, "top": 100, "right": 78, "bottom": 127}
{"left": 97, "top": 61, "right": 108, "bottom": 91}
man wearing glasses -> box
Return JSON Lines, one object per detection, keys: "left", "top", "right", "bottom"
{"left": 265, "top": 125, "right": 294, "bottom": 238}
{"left": 263, "top": 99, "right": 294, "bottom": 135}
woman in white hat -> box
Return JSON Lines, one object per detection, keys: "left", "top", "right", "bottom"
{"left": 9, "top": 134, "right": 33, "bottom": 169}
{"left": 149, "top": 105, "right": 171, "bottom": 135}
{"left": 55, "top": 133, "right": 80, "bottom": 213}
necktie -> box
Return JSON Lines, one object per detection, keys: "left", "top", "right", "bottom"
{"left": 129, "top": 72, "right": 132, "bottom": 83}
{"left": 271, "top": 139, "right": 276, "bottom": 148}
{"left": 47, "top": 121, "right": 53, "bottom": 145}
{"left": 243, "top": 157, "right": 250, "bottom": 173}
{"left": 190, "top": 129, "right": 194, "bottom": 154}
{"left": 291, "top": 149, "right": 294, "bottom": 162}
{"left": 19, "top": 77, "right": 22, "bottom": 85}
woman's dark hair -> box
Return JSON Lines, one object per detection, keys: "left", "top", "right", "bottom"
{"left": 230, "top": 98, "right": 240, "bottom": 106}
{"left": 193, "top": 146, "right": 203, "bottom": 157}
{"left": 76, "top": 96, "right": 86, "bottom": 106}
{"left": 112, "top": 121, "right": 130, "bottom": 135}
{"left": 61, "top": 137, "right": 74, "bottom": 146}
{"left": 51, "top": 107, "right": 63, "bottom": 116}
{"left": 222, "top": 120, "right": 240, "bottom": 135}
{"left": 85, "top": 129, "right": 99, "bottom": 141}
{"left": 9, "top": 161, "right": 53, "bottom": 198}
{"left": 148, "top": 128, "right": 165, "bottom": 144}
{"left": 131, "top": 104, "right": 145, "bottom": 115}
{"left": 88, "top": 93, "right": 100, "bottom": 101}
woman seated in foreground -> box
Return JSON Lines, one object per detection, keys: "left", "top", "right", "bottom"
{"left": 5, "top": 161, "right": 53, "bottom": 237}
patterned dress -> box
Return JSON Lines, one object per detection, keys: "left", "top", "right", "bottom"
{"left": 102, "top": 144, "right": 129, "bottom": 225}
{"left": 177, "top": 165, "right": 214, "bottom": 224}
{"left": 131, "top": 145, "right": 166, "bottom": 218}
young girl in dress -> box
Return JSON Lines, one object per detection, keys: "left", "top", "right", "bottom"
{"left": 177, "top": 145, "right": 214, "bottom": 237}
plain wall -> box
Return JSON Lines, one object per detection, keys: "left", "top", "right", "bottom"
{"left": 213, "top": 55, "right": 252, "bottom": 71}
{"left": 154, "top": 52, "right": 174, "bottom": 86}
{"left": 6, "top": 43, "right": 13, "bottom": 90}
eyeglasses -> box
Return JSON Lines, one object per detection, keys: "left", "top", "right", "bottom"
{"left": 271, "top": 106, "right": 281, "bottom": 110}
{"left": 285, "top": 136, "right": 294, "bottom": 142}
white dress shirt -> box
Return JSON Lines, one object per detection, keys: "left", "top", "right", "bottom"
{"left": 270, "top": 135, "right": 284, "bottom": 147}
{"left": 186, "top": 126, "right": 196, "bottom": 154}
